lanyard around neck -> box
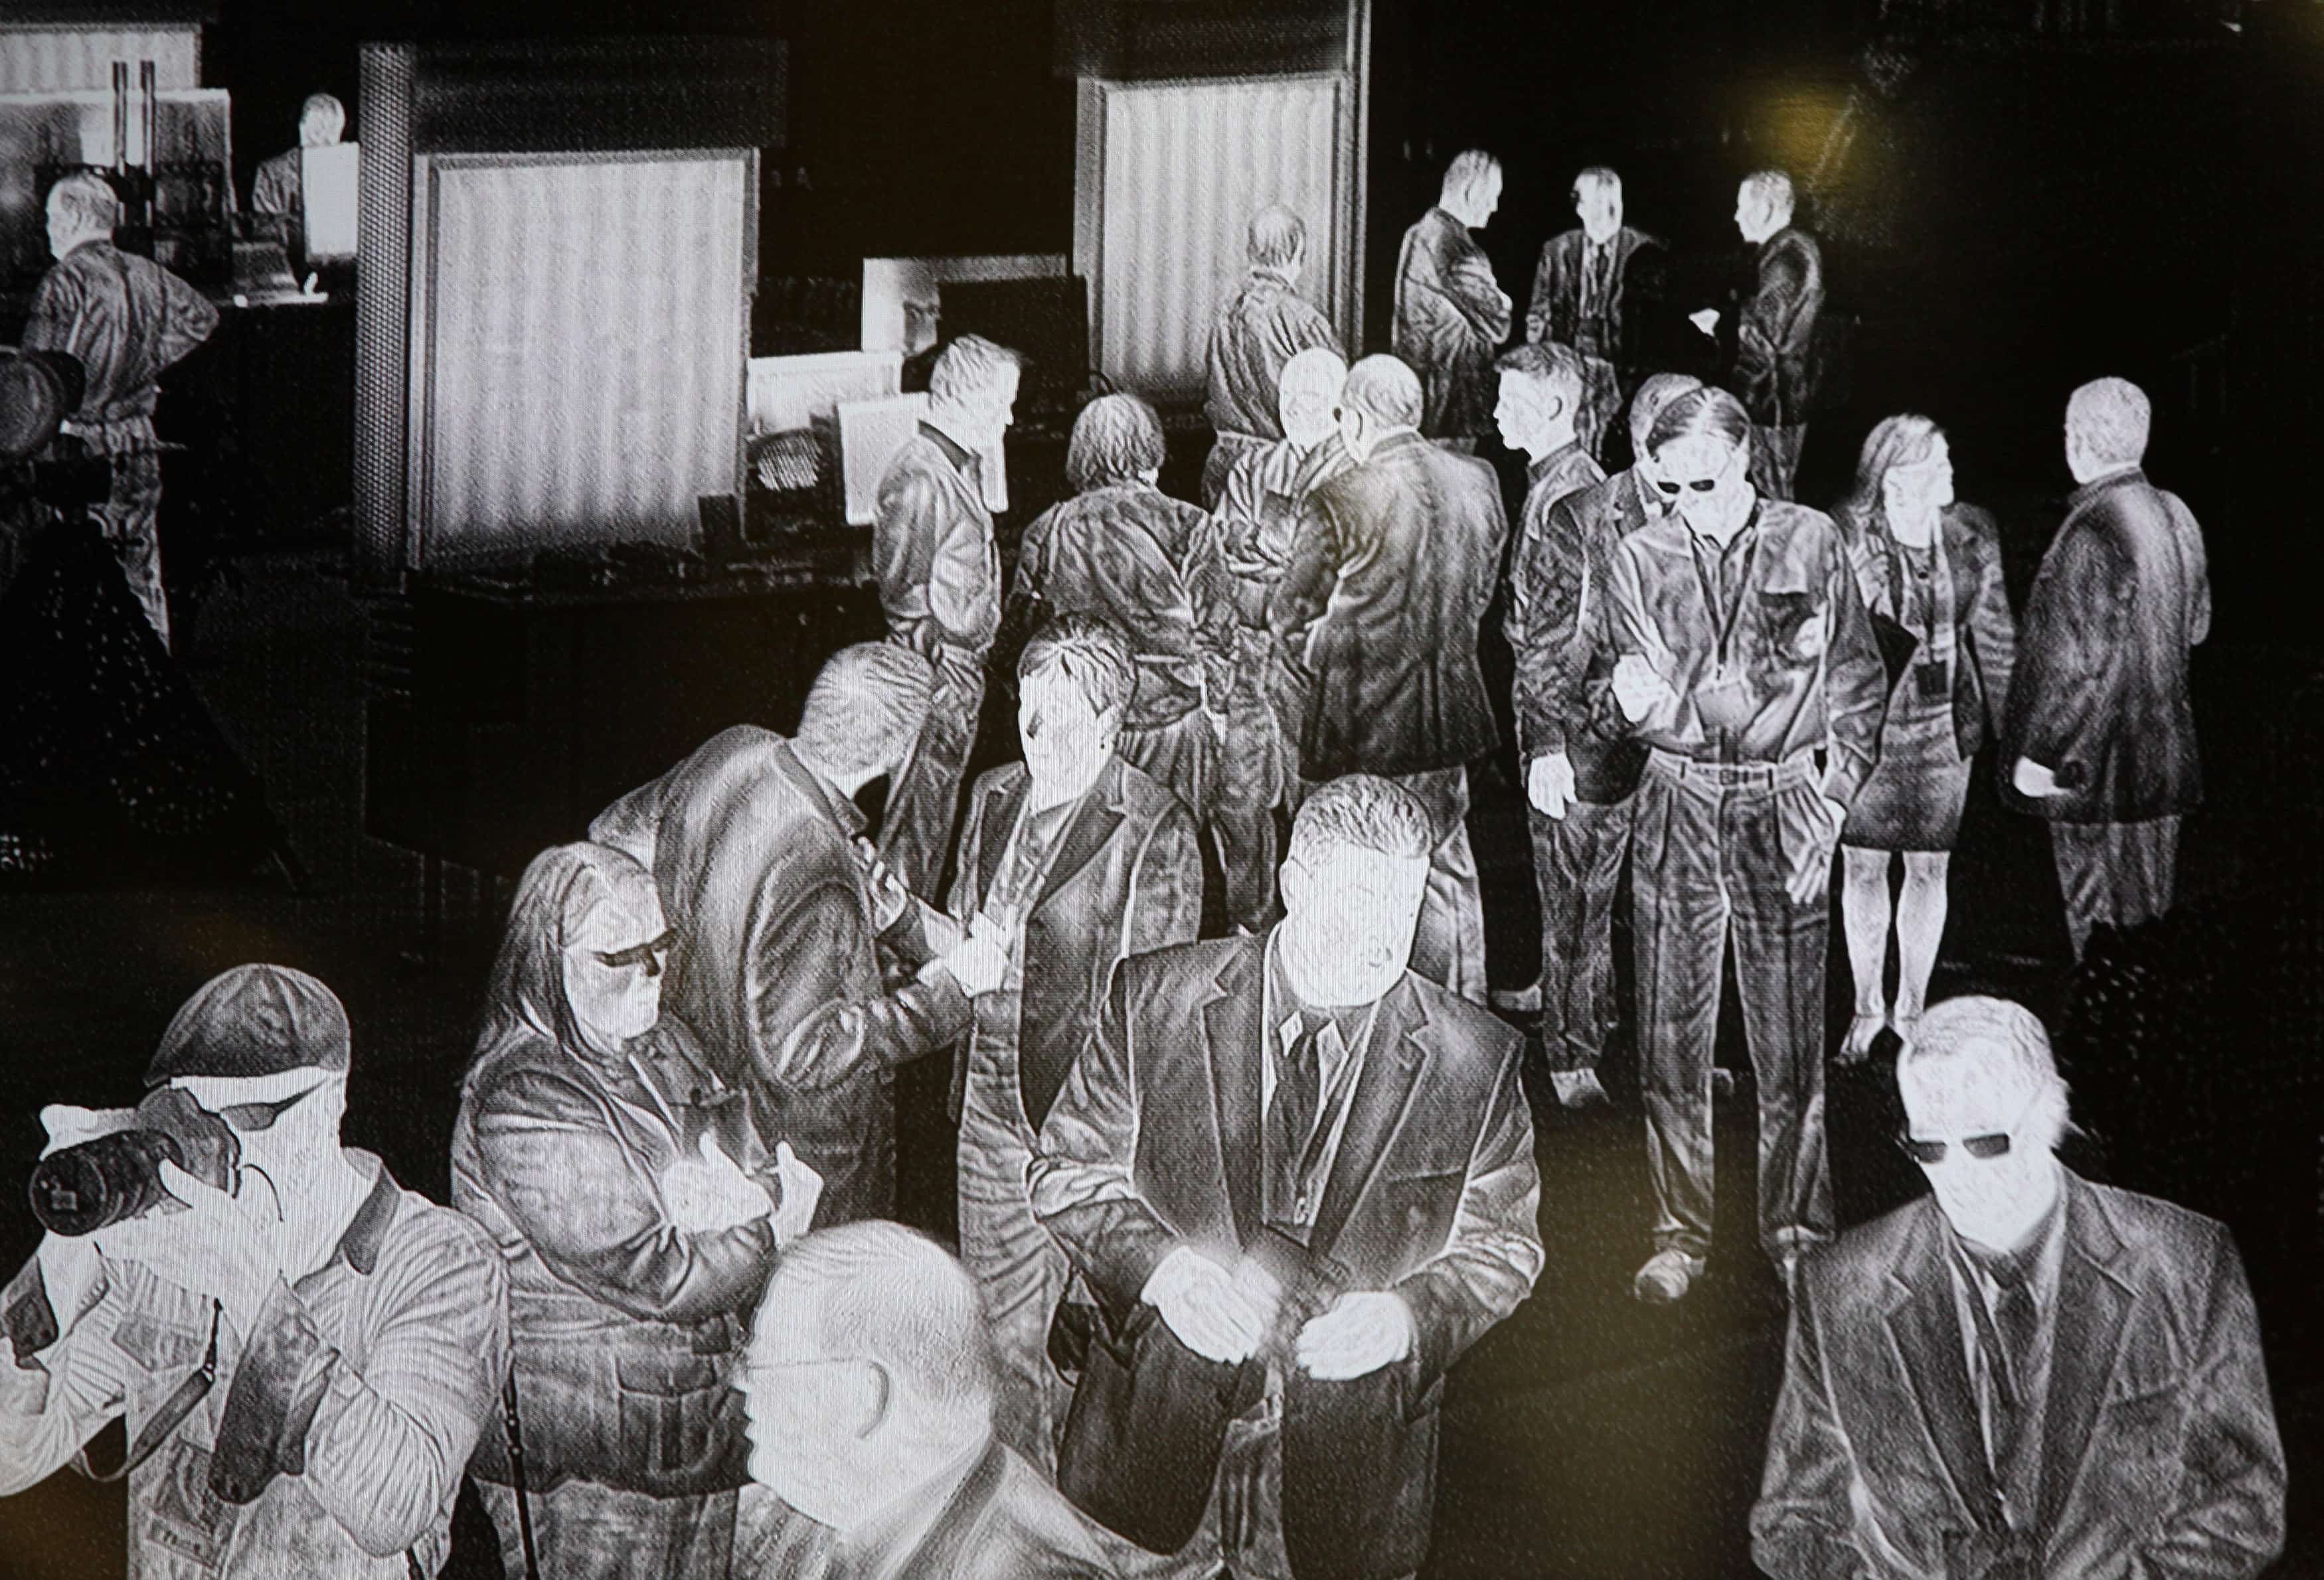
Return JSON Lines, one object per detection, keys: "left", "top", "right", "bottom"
{"left": 1687, "top": 518, "right": 1760, "bottom": 672}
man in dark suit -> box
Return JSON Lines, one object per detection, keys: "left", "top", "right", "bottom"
{"left": 1509, "top": 370, "right": 1700, "bottom": 1108}
{"left": 1203, "top": 206, "right": 1343, "bottom": 509}
{"left": 1726, "top": 169, "right": 1825, "bottom": 501}
{"left": 2003, "top": 377, "right": 2209, "bottom": 961}
{"left": 1029, "top": 775, "right": 1542, "bottom": 1580}
{"left": 949, "top": 614, "right": 1203, "bottom": 1471}
{"left": 738, "top": 1222, "right": 1118, "bottom": 1580}
{"left": 1392, "top": 151, "right": 1512, "bottom": 452}
{"left": 871, "top": 334, "right": 1022, "bottom": 899}
{"left": 1754, "top": 995, "right": 2284, "bottom": 1579}
{"left": 1270, "top": 356, "right": 1509, "bottom": 1004}
{"left": 1524, "top": 167, "right": 1667, "bottom": 463}
{"left": 590, "top": 642, "right": 1011, "bottom": 1227}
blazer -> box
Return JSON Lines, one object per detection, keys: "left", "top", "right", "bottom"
{"left": 2002, "top": 470, "right": 2209, "bottom": 824}
{"left": 1392, "top": 207, "right": 1513, "bottom": 441}
{"left": 1524, "top": 224, "right": 1667, "bottom": 370}
{"left": 872, "top": 425, "right": 1001, "bottom": 661}
{"left": 1206, "top": 268, "right": 1342, "bottom": 444}
{"left": 1029, "top": 934, "right": 1542, "bottom": 1580}
{"left": 1839, "top": 501, "right": 2019, "bottom": 762}
{"left": 1753, "top": 1173, "right": 2285, "bottom": 1580}
{"left": 1732, "top": 226, "right": 1825, "bottom": 428}
{"left": 591, "top": 728, "right": 971, "bottom": 1227}
{"left": 1513, "top": 464, "right": 1659, "bottom": 803}
{"left": 948, "top": 755, "right": 1203, "bottom": 1132}
{"left": 1270, "top": 430, "right": 1509, "bottom": 779}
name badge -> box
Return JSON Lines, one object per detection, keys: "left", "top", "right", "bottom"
{"left": 1695, "top": 670, "right": 1754, "bottom": 730}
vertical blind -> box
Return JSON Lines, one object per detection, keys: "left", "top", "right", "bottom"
{"left": 416, "top": 153, "right": 748, "bottom": 564}
{"left": 1096, "top": 76, "right": 1346, "bottom": 399}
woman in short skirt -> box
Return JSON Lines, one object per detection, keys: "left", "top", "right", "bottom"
{"left": 1833, "top": 415, "right": 2017, "bottom": 1059}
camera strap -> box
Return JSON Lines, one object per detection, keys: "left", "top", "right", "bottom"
{"left": 76, "top": 1300, "right": 222, "bottom": 1484}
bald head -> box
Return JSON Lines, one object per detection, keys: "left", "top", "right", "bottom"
{"left": 2066, "top": 377, "right": 2150, "bottom": 482}
{"left": 1343, "top": 356, "right": 1422, "bottom": 430}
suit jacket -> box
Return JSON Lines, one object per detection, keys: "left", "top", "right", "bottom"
{"left": 1733, "top": 226, "right": 1825, "bottom": 428}
{"left": 872, "top": 425, "right": 1000, "bottom": 661}
{"left": 22, "top": 242, "right": 218, "bottom": 426}
{"left": 1524, "top": 225, "right": 1667, "bottom": 370}
{"left": 1206, "top": 268, "right": 1342, "bottom": 443}
{"left": 1392, "top": 208, "right": 1513, "bottom": 440}
{"left": 2002, "top": 470, "right": 2208, "bottom": 824}
{"left": 1270, "top": 430, "right": 1509, "bottom": 778}
{"left": 591, "top": 728, "right": 971, "bottom": 1227}
{"left": 1753, "top": 1173, "right": 2285, "bottom": 1580}
{"left": 948, "top": 755, "right": 1202, "bottom": 1132}
{"left": 1839, "top": 501, "right": 2019, "bottom": 763}
{"left": 1029, "top": 935, "right": 1542, "bottom": 1580}
{"left": 1514, "top": 464, "right": 1659, "bottom": 803}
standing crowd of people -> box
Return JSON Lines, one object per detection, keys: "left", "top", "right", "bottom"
{"left": 0, "top": 142, "right": 2284, "bottom": 1580}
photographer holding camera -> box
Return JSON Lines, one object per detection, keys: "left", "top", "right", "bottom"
{"left": 0, "top": 964, "right": 510, "bottom": 1579}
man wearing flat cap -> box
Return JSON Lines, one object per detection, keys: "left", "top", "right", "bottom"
{"left": 0, "top": 964, "right": 511, "bottom": 1579}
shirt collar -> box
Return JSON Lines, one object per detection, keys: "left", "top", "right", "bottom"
{"left": 1948, "top": 1166, "right": 2068, "bottom": 1297}
{"left": 1263, "top": 928, "right": 1367, "bottom": 1047}
{"left": 2068, "top": 463, "right": 2145, "bottom": 508}
{"left": 1529, "top": 441, "right": 1585, "bottom": 489}
{"left": 785, "top": 742, "right": 868, "bottom": 836}
{"left": 918, "top": 418, "right": 979, "bottom": 477}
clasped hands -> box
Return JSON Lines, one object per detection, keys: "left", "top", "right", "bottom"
{"left": 661, "top": 1136, "right": 823, "bottom": 1245}
{"left": 1139, "top": 1245, "right": 1413, "bottom": 1382}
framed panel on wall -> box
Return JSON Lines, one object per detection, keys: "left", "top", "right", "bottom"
{"left": 402, "top": 149, "right": 755, "bottom": 570}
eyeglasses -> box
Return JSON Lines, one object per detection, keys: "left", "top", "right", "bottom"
{"left": 1896, "top": 1091, "right": 2038, "bottom": 1166}
{"left": 1653, "top": 451, "right": 1741, "bottom": 497}
{"left": 588, "top": 929, "right": 675, "bottom": 974}
{"left": 212, "top": 1081, "right": 327, "bottom": 1133}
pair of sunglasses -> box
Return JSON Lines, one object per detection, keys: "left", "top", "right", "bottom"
{"left": 1654, "top": 473, "right": 1728, "bottom": 497}
{"left": 1896, "top": 1131, "right": 2013, "bottom": 1166}
{"left": 212, "top": 1081, "right": 327, "bottom": 1133}
{"left": 592, "top": 929, "right": 675, "bottom": 973}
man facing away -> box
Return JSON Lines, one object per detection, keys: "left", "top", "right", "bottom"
{"left": 0, "top": 965, "right": 510, "bottom": 1579}
{"left": 590, "top": 642, "right": 1013, "bottom": 1228}
{"left": 1030, "top": 774, "right": 1541, "bottom": 1580}
{"left": 871, "top": 333, "right": 1022, "bottom": 900}
{"left": 1726, "top": 169, "right": 1825, "bottom": 501}
{"left": 1754, "top": 995, "right": 2284, "bottom": 1579}
{"left": 946, "top": 614, "right": 1201, "bottom": 1471}
{"left": 1392, "top": 150, "right": 1512, "bottom": 453}
{"left": 22, "top": 172, "right": 220, "bottom": 649}
{"left": 2003, "top": 376, "right": 2208, "bottom": 961}
{"left": 1525, "top": 167, "right": 1667, "bottom": 462}
{"left": 1203, "top": 205, "right": 1342, "bottom": 509}
{"left": 738, "top": 1222, "right": 1118, "bottom": 1579}
{"left": 1270, "top": 356, "right": 1508, "bottom": 1004}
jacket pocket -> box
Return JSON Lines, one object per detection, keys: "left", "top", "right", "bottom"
{"left": 612, "top": 1350, "right": 748, "bottom": 1496}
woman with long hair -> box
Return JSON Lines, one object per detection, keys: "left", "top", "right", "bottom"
{"left": 1832, "top": 416, "right": 2017, "bottom": 1059}
{"left": 451, "top": 842, "right": 819, "bottom": 1579}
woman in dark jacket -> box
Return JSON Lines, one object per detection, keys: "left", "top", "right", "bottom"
{"left": 452, "top": 842, "right": 819, "bottom": 1579}
{"left": 1831, "top": 416, "right": 2015, "bottom": 1060}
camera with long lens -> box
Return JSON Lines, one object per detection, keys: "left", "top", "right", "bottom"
{"left": 29, "top": 1087, "right": 240, "bottom": 1237}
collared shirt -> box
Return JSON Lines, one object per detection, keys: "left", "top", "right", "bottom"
{"left": 22, "top": 242, "right": 219, "bottom": 426}
{"left": 1602, "top": 497, "right": 1886, "bottom": 805}
{"left": 0, "top": 1152, "right": 508, "bottom": 1580}
{"left": 1942, "top": 1178, "right": 2069, "bottom": 1526}
{"left": 1257, "top": 933, "right": 1380, "bottom": 1230}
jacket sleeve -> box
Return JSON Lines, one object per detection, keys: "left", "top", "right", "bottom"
{"left": 156, "top": 267, "right": 220, "bottom": 371}
{"left": 1446, "top": 246, "right": 1513, "bottom": 350}
{"left": 750, "top": 876, "right": 974, "bottom": 1089}
{"left": 1512, "top": 493, "right": 1592, "bottom": 758}
{"left": 209, "top": 1212, "right": 510, "bottom": 1559}
{"left": 468, "top": 1063, "right": 776, "bottom": 1326}
{"left": 1819, "top": 538, "right": 1888, "bottom": 809}
{"left": 1268, "top": 484, "right": 1345, "bottom": 643}
{"left": 1594, "top": 536, "right": 1660, "bottom": 739}
{"left": 588, "top": 766, "right": 675, "bottom": 872}
{"left": 0, "top": 1255, "right": 136, "bottom": 1496}
{"left": 1524, "top": 242, "right": 1557, "bottom": 345}
{"left": 1029, "top": 961, "right": 1181, "bottom": 1326}
{"left": 1177, "top": 509, "right": 1240, "bottom": 715}
{"left": 877, "top": 467, "right": 996, "bottom": 654}
{"left": 17, "top": 268, "right": 81, "bottom": 358}
{"left": 2005, "top": 522, "right": 2131, "bottom": 782}
{"left": 1962, "top": 519, "right": 2019, "bottom": 741}
{"left": 2165, "top": 492, "right": 2211, "bottom": 648}
{"left": 2135, "top": 1227, "right": 2285, "bottom": 1579}
{"left": 1124, "top": 800, "right": 1203, "bottom": 958}
{"left": 1736, "top": 244, "right": 1813, "bottom": 419}
{"left": 1750, "top": 1269, "right": 1875, "bottom": 1580}
{"left": 1390, "top": 1046, "right": 1542, "bottom": 1392}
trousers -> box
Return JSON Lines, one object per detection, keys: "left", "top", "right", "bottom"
{"left": 71, "top": 416, "right": 169, "bottom": 647}
{"left": 878, "top": 645, "right": 985, "bottom": 900}
{"left": 1629, "top": 750, "right": 1834, "bottom": 1262}
{"left": 2050, "top": 815, "right": 2182, "bottom": 959}
{"left": 957, "top": 1056, "right": 1071, "bottom": 1473}
{"left": 1529, "top": 793, "right": 1633, "bottom": 1072}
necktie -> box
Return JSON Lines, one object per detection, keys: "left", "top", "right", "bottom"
{"left": 1270, "top": 1018, "right": 1324, "bottom": 1212}
{"left": 1965, "top": 1247, "right": 2040, "bottom": 1486}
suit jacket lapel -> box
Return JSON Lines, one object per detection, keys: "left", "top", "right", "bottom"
{"left": 974, "top": 771, "right": 1027, "bottom": 907}
{"left": 1881, "top": 1201, "right": 2009, "bottom": 1533}
{"left": 1034, "top": 758, "right": 1126, "bottom": 913}
{"left": 1201, "top": 937, "right": 1267, "bottom": 1249}
{"left": 2035, "top": 1175, "right": 2134, "bottom": 1543}
{"left": 1307, "top": 976, "right": 1431, "bottom": 1265}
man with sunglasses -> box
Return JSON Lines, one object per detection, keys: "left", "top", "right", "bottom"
{"left": 0, "top": 964, "right": 511, "bottom": 1579}
{"left": 1600, "top": 385, "right": 1884, "bottom": 1306}
{"left": 1754, "top": 995, "right": 2284, "bottom": 1580}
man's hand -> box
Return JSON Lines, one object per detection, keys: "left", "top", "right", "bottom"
{"left": 2011, "top": 757, "right": 2062, "bottom": 799}
{"left": 1295, "top": 1290, "right": 1414, "bottom": 1381}
{"left": 1613, "top": 653, "right": 1678, "bottom": 726}
{"left": 931, "top": 913, "right": 1013, "bottom": 997}
{"left": 1689, "top": 308, "right": 1720, "bottom": 337}
{"left": 1786, "top": 793, "right": 1847, "bottom": 906}
{"left": 1141, "top": 1247, "right": 1266, "bottom": 1366}
{"left": 92, "top": 1161, "right": 290, "bottom": 1336}
{"left": 769, "top": 1142, "right": 823, "bottom": 1247}
{"left": 1527, "top": 751, "right": 1576, "bottom": 821}
{"left": 661, "top": 1133, "right": 774, "bottom": 1235}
